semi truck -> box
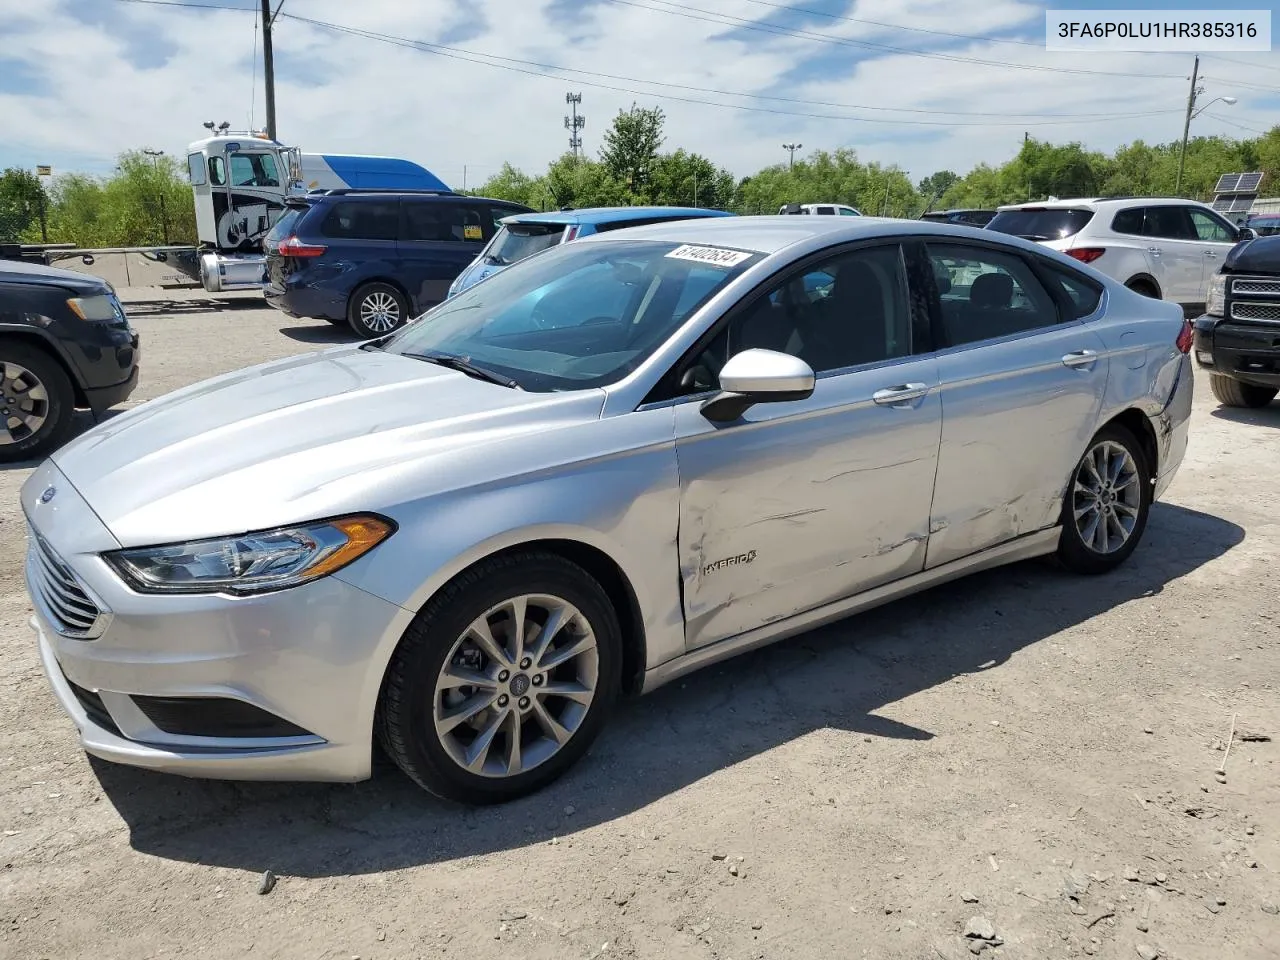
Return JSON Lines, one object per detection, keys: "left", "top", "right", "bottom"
{"left": 3, "top": 128, "right": 452, "bottom": 295}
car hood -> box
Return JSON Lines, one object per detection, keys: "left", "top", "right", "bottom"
{"left": 51, "top": 345, "right": 606, "bottom": 546}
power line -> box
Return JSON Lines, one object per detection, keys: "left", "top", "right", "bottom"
{"left": 1201, "top": 75, "right": 1280, "bottom": 94}
{"left": 601, "top": 0, "right": 1186, "bottom": 80}
{"left": 1204, "top": 112, "right": 1270, "bottom": 136}
{"left": 735, "top": 0, "right": 1043, "bottom": 47}
{"left": 281, "top": 12, "right": 1184, "bottom": 128}
{"left": 1203, "top": 54, "right": 1280, "bottom": 76}
{"left": 109, "top": 0, "right": 253, "bottom": 11}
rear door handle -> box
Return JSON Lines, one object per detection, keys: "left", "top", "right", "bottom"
{"left": 1146, "top": 246, "right": 1162, "bottom": 257}
{"left": 1205, "top": 250, "right": 1220, "bottom": 258}
{"left": 872, "top": 383, "right": 930, "bottom": 406}
{"left": 1062, "top": 349, "right": 1098, "bottom": 369}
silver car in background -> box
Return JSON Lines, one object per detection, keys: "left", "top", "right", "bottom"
{"left": 23, "top": 217, "right": 1194, "bottom": 804}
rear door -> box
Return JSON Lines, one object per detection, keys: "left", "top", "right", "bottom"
{"left": 397, "top": 199, "right": 487, "bottom": 310}
{"left": 1141, "top": 205, "right": 1203, "bottom": 304}
{"left": 923, "top": 240, "right": 1110, "bottom": 568}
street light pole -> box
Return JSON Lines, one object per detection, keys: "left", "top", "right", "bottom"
{"left": 782, "top": 143, "right": 802, "bottom": 171}
{"left": 1175, "top": 56, "right": 1200, "bottom": 196}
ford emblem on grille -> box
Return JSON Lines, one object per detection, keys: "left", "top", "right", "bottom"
{"left": 39, "top": 486, "right": 56, "bottom": 503}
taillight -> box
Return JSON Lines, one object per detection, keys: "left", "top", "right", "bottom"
{"left": 562, "top": 225, "right": 580, "bottom": 243}
{"left": 1176, "top": 319, "right": 1194, "bottom": 354}
{"left": 1066, "top": 247, "right": 1106, "bottom": 264}
{"left": 279, "top": 236, "right": 327, "bottom": 258}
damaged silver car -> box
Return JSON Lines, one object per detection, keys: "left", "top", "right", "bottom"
{"left": 24, "top": 216, "right": 1193, "bottom": 803}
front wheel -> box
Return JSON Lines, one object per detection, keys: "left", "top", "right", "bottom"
{"left": 1209, "top": 373, "right": 1277, "bottom": 409}
{"left": 1057, "top": 424, "right": 1152, "bottom": 575}
{"left": 0, "top": 344, "right": 76, "bottom": 464}
{"left": 347, "top": 282, "right": 409, "bottom": 339}
{"left": 376, "top": 552, "right": 622, "bottom": 804}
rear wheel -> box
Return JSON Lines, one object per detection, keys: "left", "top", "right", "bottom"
{"left": 1057, "top": 424, "right": 1152, "bottom": 575}
{"left": 377, "top": 552, "right": 622, "bottom": 804}
{"left": 0, "top": 343, "right": 76, "bottom": 464}
{"left": 1209, "top": 373, "right": 1277, "bottom": 409}
{"left": 347, "top": 282, "right": 409, "bottom": 339}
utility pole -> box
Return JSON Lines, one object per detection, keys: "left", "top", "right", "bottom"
{"left": 143, "top": 148, "right": 170, "bottom": 244}
{"left": 782, "top": 142, "right": 802, "bottom": 170}
{"left": 1025, "top": 131, "right": 1032, "bottom": 200}
{"left": 1175, "top": 55, "right": 1201, "bottom": 196}
{"left": 565, "top": 93, "right": 585, "bottom": 160}
{"left": 261, "top": 0, "right": 278, "bottom": 140}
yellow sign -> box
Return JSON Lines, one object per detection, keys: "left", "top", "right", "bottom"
{"left": 36, "top": 165, "right": 51, "bottom": 176}
{"left": 463, "top": 224, "right": 483, "bottom": 241}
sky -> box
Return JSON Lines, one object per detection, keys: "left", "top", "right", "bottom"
{"left": 1, "top": 0, "right": 1279, "bottom": 191}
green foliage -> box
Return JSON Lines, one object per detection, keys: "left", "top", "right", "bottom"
{"left": 598, "top": 104, "right": 666, "bottom": 190}
{"left": 736, "top": 149, "right": 916, "bottom": 216}
{"left": 0, "top": 168, "right": 47, "bottom": 243}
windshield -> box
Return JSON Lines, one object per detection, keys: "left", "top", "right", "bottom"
{"left": 381, "top": 238, "right": 761, "bottom": 391}
{"left": 486, "top": 223, "right": 568, "bottom": 266}
{"left": 986, "top": 208, "right": 1094, "bottom": 240}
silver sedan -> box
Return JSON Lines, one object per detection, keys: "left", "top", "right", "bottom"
{"left": 22, "top": 217, "right": 1194, "bottom": 804}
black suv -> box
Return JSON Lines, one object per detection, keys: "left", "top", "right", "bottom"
{"left": 1194, "top": 234, "right": 1280, "bottom": 409}
{"left": 263, "top": 189, "right": 533, "bottom": 338}
{"left": 0, "top": 259, "right": 141, "bottom": 462}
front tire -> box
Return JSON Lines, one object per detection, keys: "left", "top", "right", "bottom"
{"left": 376, "top": 552, "right": 622, "bottom": 804}
{"left": 347, "top": 282, "right": 409, "bottom": 339}
{"left": 0, "top": 343, "right": 76, "bottom": 464}
{"left": 1057, "top": 424, "right": 1152, "bottom": 575}
{"left": 1209, "top": 373, "right": 1277, "bottom": 409}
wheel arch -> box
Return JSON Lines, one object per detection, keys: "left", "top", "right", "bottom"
{"left": 0, "top": 328, "right": 88, "bottom": 407}
{"left": 1099, "top": 407, "right": 1159, "bottom": 478}
{"left": 1123, "top": 273, "right": 1162, "bottom": 299}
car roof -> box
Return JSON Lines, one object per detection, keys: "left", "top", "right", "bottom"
{"left": 502, "top": 206, "right": 735, "bottom": 226}
{"left": 995, "top": 197, "right": 1216, "bottom": 212}
{"left": 572, "top": 213, "right": 1045, "bottom": 256}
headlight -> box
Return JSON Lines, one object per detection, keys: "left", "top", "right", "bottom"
{"left": 1205, "top": 275, "right": 1227, "bottom": 317}
{"left": 66, "top": 294, "right": 121, "bottom": 321}
{"left": 104, "top": 514, "right": 395, "bottom": 595}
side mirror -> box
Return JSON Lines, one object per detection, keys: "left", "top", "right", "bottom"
{"left": 1237, "top": 226, "right": 1257, "bottom": 242}
{"left": 700, "top": 348, "right": 815, "bottom": 423}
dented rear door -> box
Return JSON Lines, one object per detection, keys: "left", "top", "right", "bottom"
{"left": 672, "top": 357, "right": 942, "bottom": 650}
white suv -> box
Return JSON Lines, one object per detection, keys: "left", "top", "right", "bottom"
{"left": 986, "top": 198, "right": 1252, "bottom": 312}
{"left": 779, "top": 202, "right": 862, "bottom": 216}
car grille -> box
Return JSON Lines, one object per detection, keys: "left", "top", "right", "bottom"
{"left": 1229, "top": 301, "right": 1280, "bottom": 323}
{"left": 26, "top": 525, "right": 108, "bottom": 640}
{"left": 1230, "top": 278, "right": 1280, "bottom": 297}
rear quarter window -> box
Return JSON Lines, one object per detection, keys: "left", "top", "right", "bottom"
{"left": 1040, "top": 261, "right": 1104, "bottom": 320}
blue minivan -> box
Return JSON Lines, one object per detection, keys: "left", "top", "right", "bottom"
{"left": 447, "top": 206, "right": 736, "bottom": 298}
{"left": 263, "top": 189, "right": 533, "bottom": 337}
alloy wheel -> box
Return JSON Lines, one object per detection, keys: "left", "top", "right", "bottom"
{"left": 0, "top": 362, "right": 50, "bottom": 445}
{"left": 359, "top": 291, "right": 402, "bottom": 333}
{"left": 1072, "top": 440, "right": 1142, "bottom": 555}
{"left": 433, "top": 593, "right": 599, "bottom": 779}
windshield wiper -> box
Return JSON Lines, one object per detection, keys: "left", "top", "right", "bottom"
{"left": 405, "top": 351, "right": 521, "bottom": 389}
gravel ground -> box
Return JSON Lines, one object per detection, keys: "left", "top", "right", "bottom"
{"left": 1, "top": 300, "right": 1276, "bottom": 960}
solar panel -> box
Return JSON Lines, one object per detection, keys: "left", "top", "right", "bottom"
{"left": 1212, "top": 195, "right": 1257, "bottom": 213}
{"left": 1214, "top": 172, "right": 1264, "bottom": 194}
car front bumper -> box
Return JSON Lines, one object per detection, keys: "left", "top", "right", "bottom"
{"left": 1193, "top": 315, "right": 1280, "bottom": 388}
{"left": 23, "top": 461, "right": 414, "bottom": 783}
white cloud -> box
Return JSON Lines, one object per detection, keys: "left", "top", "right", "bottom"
{"left": 0, "top": 0, "right": 1275, "bottom": 189}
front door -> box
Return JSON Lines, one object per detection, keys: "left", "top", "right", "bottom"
{"left": 922, "top": 241, "right": 1110, "bottom": 568}
{"left": 210, "top": 147, "right": 286, "bottom": 251}
{"left": 398, "top": 200, "right": 487, "bottom": 311}
{"left": 671, "top": 242, "right": 942, "bottom": 649}
{"left": 1187, "top": 207, "right": 1242, "bottom": 308}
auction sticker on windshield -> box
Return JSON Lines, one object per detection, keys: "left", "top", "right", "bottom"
{"left": 666, "top": 244, "right": 754, "bottom": 268}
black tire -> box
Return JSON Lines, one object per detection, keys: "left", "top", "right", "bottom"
{"left": 376, "top": 551, "right": 622, "bottom": 804}
{"left": 0, "top": 342, "right": 77, "bottom": 464}
{"left": 347, "top": 282, "right": 409, "bottom": 339}
{"left": 1209, "top": 373, "right": 1277, "bottom": 409}
{"left": 1056, "top": 423, "right": 1152, "bottom": 575}
{"left": 1125, "top": 279, "right": 1160, "bottom": 299}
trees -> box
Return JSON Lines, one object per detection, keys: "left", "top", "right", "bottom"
{"left": 598, "top": 104, "right": 666, "bottom": 195}
{"left": 0, "top": 169, "right": 47, "bottom": 243}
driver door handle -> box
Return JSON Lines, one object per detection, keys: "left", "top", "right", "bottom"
{"left": 1062, "top": 349, "right": 1098, "bottom": 369}
{"left": 872, "top": 383, "right": 930, "bottom": 406}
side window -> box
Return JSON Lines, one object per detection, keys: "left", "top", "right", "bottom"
{"left": 320, "top": 201, "right": 399, "bottom": 241}
{"left": 1188, "top": 209, "right": 1235, "bottom": 243}
{"left": 487, "top": 204, "right": 524, "bottom": 232}
{"left": 228, "top": 153, "right": 280, "bottom": 188}
{"left": 838, "top": 207, "right": 859, "bottom": 216}
{"left": 1041, "top": 262, "right": 1104, "bottom": 320}
{"left": 1142, "top": 206, "right": 1194, "bottom": 240}
{"left": 1111, "top": 208, "right": 1144, "bottom": 235}
{"left": 208, "top": 156, "right": 226, "bottom": 186}
{"left": 926, "top": 243, "right": 1060, "bottom": 345}
{"left": 816, "top": 206, "right": 836, "bottom": 215}
{"left": 187, "top": 153, "right": 206, "bottom": 186}
{"left": 696, "top": 244, "right": 912, "bottom": 379}
{"left": 402, "top": 202, "right": 484, "bottom": 243}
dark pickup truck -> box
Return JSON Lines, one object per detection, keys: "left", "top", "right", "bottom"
{"left": 1194, "top": 235, "right": 1280, "bottom": 409}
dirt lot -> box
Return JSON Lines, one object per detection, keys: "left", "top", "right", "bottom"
{"left": 1, "top": 298, "right": 1277, "bottom": 960}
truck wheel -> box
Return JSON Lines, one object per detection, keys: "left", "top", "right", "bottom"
{"left": 0, "top": 343, "right": 76, "bottom": 464}
{"left": 1209, "top": 373, "right": 1277, "bottom": 408}
{"left": 348, "top": 282, "right": 409, "bottom": 339}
